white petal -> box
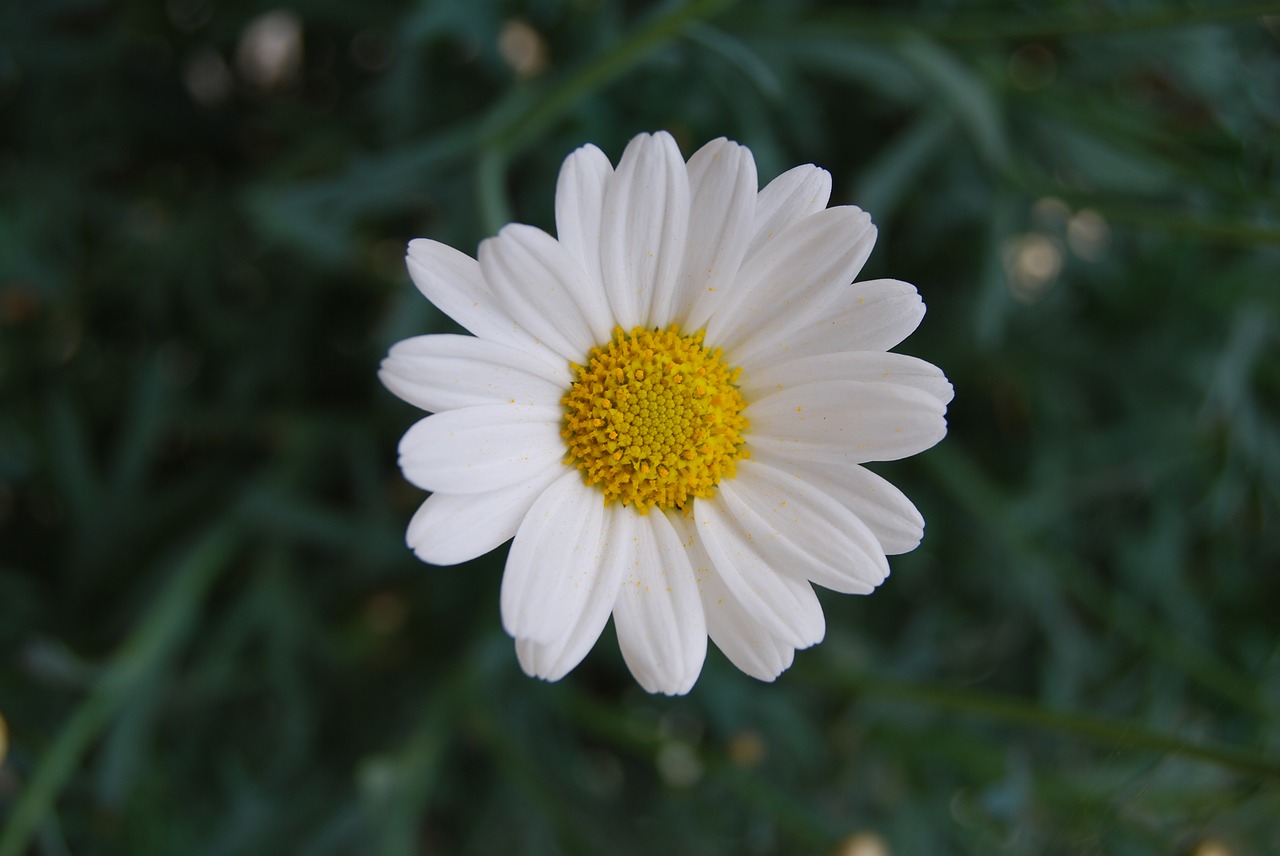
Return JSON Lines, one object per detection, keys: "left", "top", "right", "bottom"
{"left": 599, "top": 132, "right": 691, "bottom": 329}
{"left": 379, "top": 334, "right": 570, "bottom": 413}
{"left": 406, "top": 239, "right": 550, "bottom": 359}
{"left": 515, "top": 503, "right": 629, "bottom": 681}
{"left": 501, "top": 471, "right": 607, "bottom": 645}
{"left": 716, "top": 459, "right": 890, "bottom": 594}
{"left": 707, "top": 206, "right": 876, "bottom": 357}
{"left": 479, "top": 224, "right": 610, "bottom": 362}
{"left": 671, "top": 514, "right": 808, "bottom": 682}
{"left": 747, "top": 164, "right": 832, "bottom": 256}
{"left": 739, "top": 350, "right": 953, "bottom": 405}
{"left": 405, "top": 464, "right": 563, "bottom": 565}
{"left": 701, "top": 561, "right": 799, "bottom": 682}
{"left": 672, "top": 138, "right": 758, "bottom": 331}
{"left": 555, "top": 143, "right": 613, "bottom": 288}
{"left": 397, "top": 405, "right": 563, "bottom": 494}
{"left": 612, "top": 511, "right": 707, "bottom": 695}
{"left": 688, "top": 495, "right": 826, "bottom": 649}
{"left": 747, "top": 379, "right": 947, "bottom": 464}
{"left": 753, "top": 453, "right": 925, "bottom": 555}
{"left": 731, "top": 279, "right": 926, "bottom": 369}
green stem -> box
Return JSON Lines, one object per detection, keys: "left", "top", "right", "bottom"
{"left": 0, "top": 525, "right": 240, "bottom": 856}
{"left": 472, "top": 0, "right": 741, "bottom": 223}
{"left": 781, "top": 3, "right": 1280, "bottom": 43}
{"left": 820, "top": 672, "right": 1280, "bottom": 782}
{"left": 1065, "top": 201, "right": 1280, "bottom": 247}
{"left": 486, "top": 0, "right": 742, "bottom": 156}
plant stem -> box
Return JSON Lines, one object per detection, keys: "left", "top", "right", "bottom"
{"left": 472, "top": 0, "right": 742, "bottom": 224}
{"left": 487, "top": 0, "right": 742, "bottom": 157}
{"left": 0, "top": 525, "right": 240, "bottom": 856}
{"left": 820, "top": 672, "right": 1280, "bottom": 782}
{"left": 781, "top": 3, "right": 1280, "bottom": 43}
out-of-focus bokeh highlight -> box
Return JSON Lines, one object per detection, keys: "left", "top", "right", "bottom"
{"left": 1, "top": 1, "right": 1278, "bottom": 853}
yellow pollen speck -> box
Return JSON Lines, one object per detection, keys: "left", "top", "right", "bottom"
{"left": 561, "top": 325, "right": 749, "bottom": 513}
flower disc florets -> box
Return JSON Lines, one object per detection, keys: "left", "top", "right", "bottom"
{"left": 562, "top": 325, "right": 749, "bottom": 512}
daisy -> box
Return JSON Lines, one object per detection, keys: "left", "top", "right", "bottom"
{"left": 380, "top": 131, "right": 951, "bottom": 695}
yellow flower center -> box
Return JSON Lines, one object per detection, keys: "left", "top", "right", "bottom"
{"left": 561, "top": 325, "right": 749, "bottom": 513}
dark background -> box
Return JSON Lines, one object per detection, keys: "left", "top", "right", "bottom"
{"left": 2, "top": 1, "right": 1278, "bottom": 853}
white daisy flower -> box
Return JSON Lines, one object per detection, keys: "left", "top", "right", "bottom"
{"left": 380, "top": 131, "right": 952, "bottom": 695}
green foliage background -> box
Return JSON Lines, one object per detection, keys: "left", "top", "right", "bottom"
{"left": 2, "top": 0, "right": 1279, "bottom": 853}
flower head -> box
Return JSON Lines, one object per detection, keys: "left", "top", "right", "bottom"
{"left": 380, "top": 132, "right": 952, "bottom": 694}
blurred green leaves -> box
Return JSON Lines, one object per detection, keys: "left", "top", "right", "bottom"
{"left": 1, "top": 525, "right": 239, "bottom": 856}
{"left": 2, "top": 0, "right": 1279, "bottom": 854}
